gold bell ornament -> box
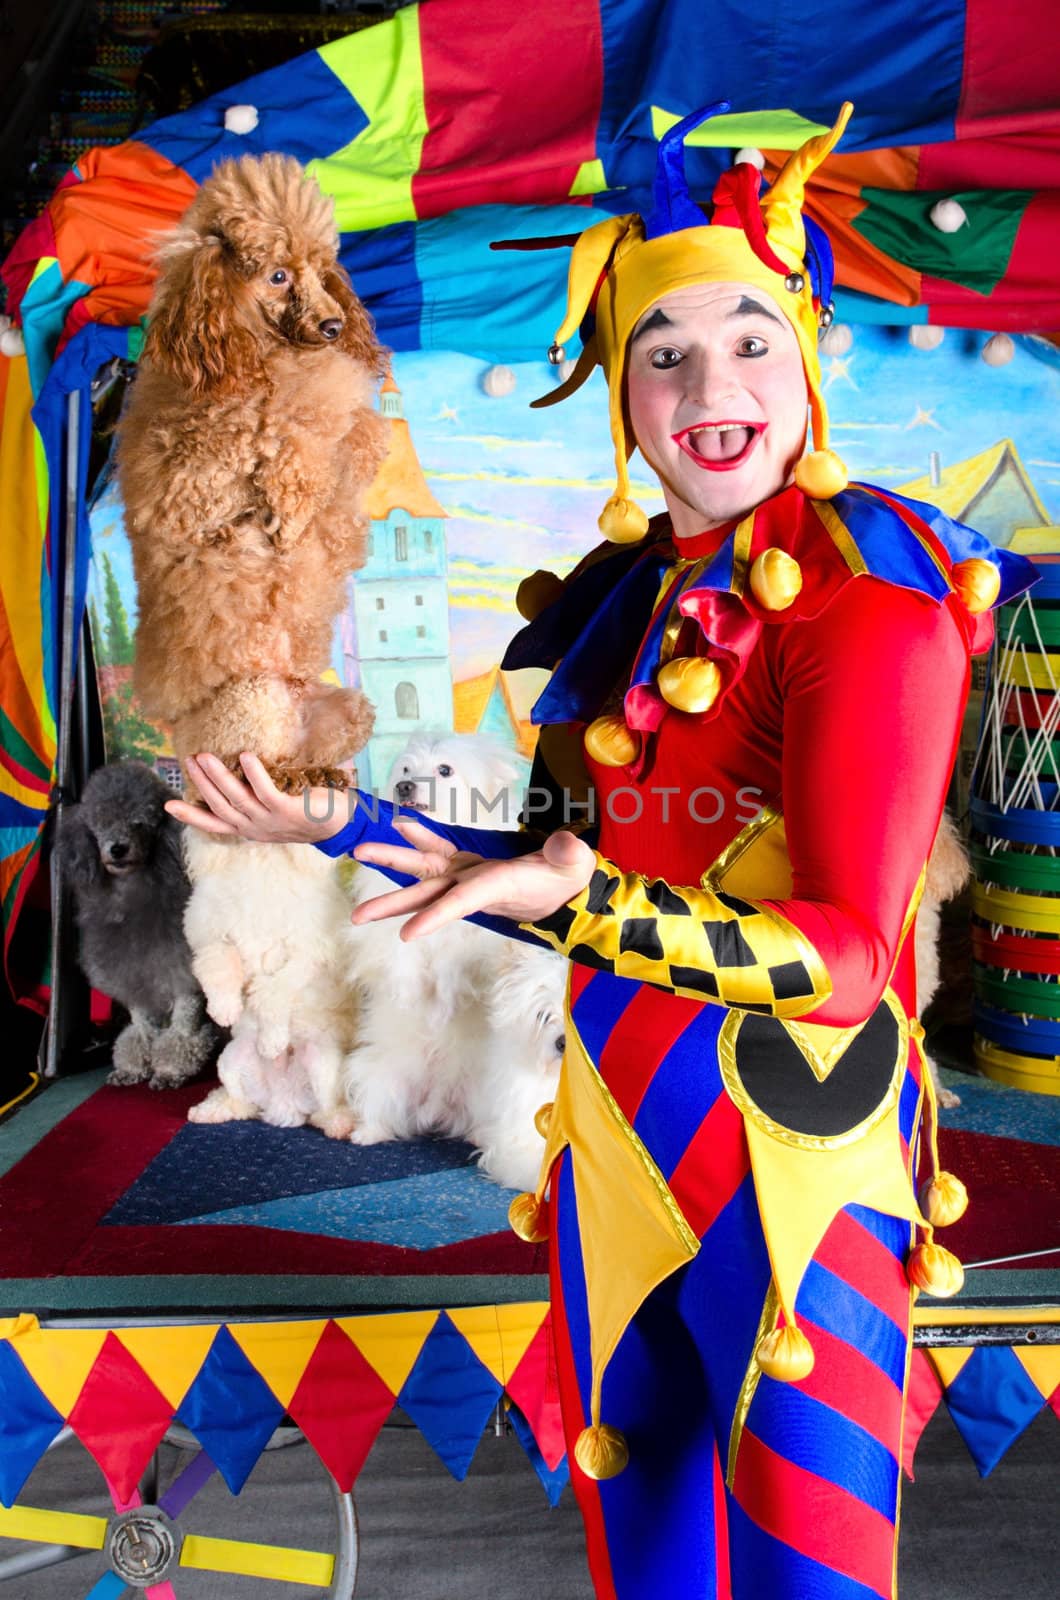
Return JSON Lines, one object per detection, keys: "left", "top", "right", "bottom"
{"left": 756, "top": 1322, "right": 815, "bottom": 1382}
{"left": 657, "top": 656, "right": 721, "bottom": 715}
{"left": 534, "top": 1102, "right": 554, "bottom": 1139}
{"left": 749, "top": 548, "right": 804, "bottom": 611}
{"left": 907, "top": 1237, "right": 965, "bottom": 1298}
{"left": 508, "top": 1191, "right": 550, "bottom": 1244}
{"left": 951, "top": 557, "right": 1001, "bottom": 615}
{"left": 584, "top": 714, "right": 641, "bottom": 768}
{"left": 574, "top": 1423, "right": 630, "bottom": 1481}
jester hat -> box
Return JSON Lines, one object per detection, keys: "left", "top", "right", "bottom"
{"left": 538, "top": 101, "right": 853, "bottom": 542}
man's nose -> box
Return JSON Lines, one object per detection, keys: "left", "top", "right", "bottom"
{"left": 684, "top": 351, "right": 737, "bottom": 410}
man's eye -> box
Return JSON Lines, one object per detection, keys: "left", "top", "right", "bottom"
{"left": 649, "top": 347, "right": 683, "bottom": 369}
{"left": 269, "top": 269, "right": 289, "bottom": 286}
{"left": 737, "top": 336, "right": 768, "bottom": 356}
{"left": 437, "top": 764, "right": 453, "bottom": 777}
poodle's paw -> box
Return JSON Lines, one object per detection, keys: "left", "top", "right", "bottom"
{"left": 261, "top": 1105, "right": 310, "bottom": 1130}
{"left": 147, "top": 1026, "right": 215, "bottom": 1089}
{"left": 263, "top": 762, "right": 351, "bottom": 795}
{"left": 108, "top": 1025, "right": 155, "bottom": 1085}
{"left": 310, "top": 1107, "right": 359, "bottom": 1141}
{"left": 347, "top": 1120, "right": 399, "bottom": 1147}
{"left": 301, "top": 686, "right": 376, "bottom": 766}
{"left": 205, "top": 991, "right": 244, "bottom": 1030}
{"left": 936, "top": 1084, "right": 962, "bottom": 1109}
{"left": 256, "top": 1021, "right": 290, "bottom": 1060}
{"left": 188, "top": 1087, "right": 258, "bottom": 1124}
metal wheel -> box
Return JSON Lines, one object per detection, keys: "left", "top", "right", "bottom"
{"left": 0, "top": 1424, "right": 359, "bottom": 1596}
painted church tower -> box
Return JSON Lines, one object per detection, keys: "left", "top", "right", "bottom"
{"left": 343, "top": 374, "right": 452, "bottom": 790}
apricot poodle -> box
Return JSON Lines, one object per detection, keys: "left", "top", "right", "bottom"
{"left": 116, "top": 153, "right": 389, "bottom": 790}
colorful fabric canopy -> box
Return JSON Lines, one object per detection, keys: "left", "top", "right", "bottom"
{"left": 3, "top": 0, "right": 1060, "bottom": 994}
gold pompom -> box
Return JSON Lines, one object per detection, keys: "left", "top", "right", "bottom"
{"left": 516, "top": 569, "right": 565, "bottom": 622}
{"left": 756, "top": 1324, "right": 815, "bottom": 1382}
{"left": 573, "top": 1424, "right": 630, "bottom": 1480}
{"left": 793, "top": 448, "right": 848, "bottom": 500}
{"left": 657, "top": 656, "right": 722, "bottom": 715}
{"left": 907, "top": 1240, "right": 965, "bottom": 1298}
{"left": 598, "top": 495, "right": 650, "bottom": 544}
{"left": 584, "top": 714, "right": 641, "bottom": 767}
{"left": 951, "top": 557, "right": 1000, "bottom": 615}
{"left": 750, "top": 547, "right": 803, "bottom": 612}
{"left": 919, "top": 1171, "right": 969, "bottom": 1228}
{"left": 508, "top": 1192, "right": 549, "bottom": 1243}
{"left": 534, "top": 1102, "right": 554, "bottom": 1139}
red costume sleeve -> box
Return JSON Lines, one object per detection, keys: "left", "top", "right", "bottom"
{"left": 765, "top": 575, "right": 971, "bottom": 1026}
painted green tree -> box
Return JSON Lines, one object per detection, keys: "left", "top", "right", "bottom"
{"left": 100, "top": 552, "right": 134, "bottom": 666}
{"left": 101, "top": 682, "right": 165, "bottom": 764}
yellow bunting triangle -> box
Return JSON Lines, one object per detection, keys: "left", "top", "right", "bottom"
{"left": 115, "top": 1326, "right": 222, "bottom": 1410}
{"left": 0, "top": 1314, "right": 40, "bottom": 1341}
{"left": 928, "top": 1346, "right": 975, "bottom": 1389}
{"left": 228, "top": 1322, "right": 330, "bottom": 1410}
{"left": 1013, "top": 1346, "right": 1060, "bottom": 1401}
{"left": 447, "top": 1304, "right": 549, "bottom": 1387}
{"left": 338, "top": 1310, "right": 439, "bottom": 1397}
{"left": 14, "top": 1327, "right": 108, "bottom": 1418}
{"left": 558, "top": 1016, "right": 699, "bottom": 1425}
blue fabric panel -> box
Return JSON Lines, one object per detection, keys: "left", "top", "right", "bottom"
{"left": 746, "top": 1380, "right": 899, "bottom": 1520}
{"left": 396, "top": 1312, "right": 502, "bottom": 1480}
{"left": 177, "top": 1326, "right": 285, "bottom": 1494}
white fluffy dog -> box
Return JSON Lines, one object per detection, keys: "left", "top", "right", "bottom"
{"left": 915, "top": 810, "right": 971, "bottom": 1109}
{"left": 343, "top": 732, "right": 567, "bottom": 1191}
{"left": 183, "top": 830, "right": 358, "bottom": 1137}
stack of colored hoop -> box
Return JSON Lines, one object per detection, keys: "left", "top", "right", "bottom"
{"left": 970, "top": 558, "right": 1060, "bottom": 1094}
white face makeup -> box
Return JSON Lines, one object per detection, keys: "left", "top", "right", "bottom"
{"left": 626, "top": 281, "right": 810, "bottom": 539}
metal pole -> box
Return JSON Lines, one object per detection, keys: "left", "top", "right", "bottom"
{"left": 43, "top": 390, "right": 81, "bottom": 1078}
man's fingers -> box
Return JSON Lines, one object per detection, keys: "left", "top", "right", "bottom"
{"left": 237, "top": 751, "right": 285, "bottom": 808}
{"left": 353, "top": 843, "right": 444, "bottom": 875}
{"left": 392, "top": 817, "right": 457, "bottom": 856}
{"left": 400, "top": 875, "right": 499, "bottom": 940}
{"left": 187, "top": 755, "right": 264, "bottom": 825}
{"left": 542, "top": 829, "right": 595, "bottom": 871}
{"left": 350, "top": 878, "right": 450, "bottom": 924}
{"left": 165, "top": 799, "right": 237, "bottom": 836}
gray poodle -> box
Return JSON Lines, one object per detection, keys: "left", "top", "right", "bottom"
{"left": 57, "top": 761, "right": 218, "bottom": 1087}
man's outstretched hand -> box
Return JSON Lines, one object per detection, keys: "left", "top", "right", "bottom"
{"left": 165, "top": 753, "right": 350, "bottom": 844}
{"left": 352, "top": 819, "right": 596, "bottom": 937}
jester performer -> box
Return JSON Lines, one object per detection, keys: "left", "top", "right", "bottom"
{"left": 171, "top": 101, "right": 1036, "bottom": 1599}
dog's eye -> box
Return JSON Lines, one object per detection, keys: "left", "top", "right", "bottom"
{"left": 553, "top": 1034, "right": 566, "bottom": 1057}
{"left": 269, "top": 269, "right": 289, "bottom": 286}
{"left": 437, "top": 764, "right": 453, "bottom": 777}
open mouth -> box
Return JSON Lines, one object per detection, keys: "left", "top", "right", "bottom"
{"left": 673, "top": 421, "right": 766, "bottom": 473}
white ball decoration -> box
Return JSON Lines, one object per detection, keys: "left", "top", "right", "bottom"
{"left": 558, "top": 358, "right": 577, "bottom": 382}
{"left": 820, "top": 322, "right": 853, "bottom": 357}
{"left": 734, "top": 147, "right": 766, "bottom": 171}
{"left": 481, "top": 364, "right": 517, "bottom": 397}
{"left": 224, "top": 105, "right": 260, "bottom": 135}
{"left": 981, "top": 332, "right": 1015, "bottom": 367}
{"left": 908, "top": 324, "right": 945, "bottom": 351}
{"left": 930, "top": 198, "right": 967, "bottom": 234}
{"left": 0, "top": 325, "right": 25, "bottom": 358}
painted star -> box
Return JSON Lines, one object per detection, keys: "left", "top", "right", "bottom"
{"left": 823, "top": 354, "right": 858, "bottom": 391}
{"left": 433, "top": 404, "right": 460, "bottom": 423}
{"left": 905, "top": 405, "right": 943, "bottom": 431}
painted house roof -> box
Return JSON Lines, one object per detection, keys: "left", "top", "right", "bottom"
{"left": 364, "top": 374, "right": 447, "bottom": 522}
{"left": 900, "top": 439, "right": 1050, "bottom": 528}
{"left": 453, "top": 665, "right": 537, "bottom": 758}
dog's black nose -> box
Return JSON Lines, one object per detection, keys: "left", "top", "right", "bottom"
{"left": 394, "top": 780, "right": 417, "bottom": 802}
{"left": 109, "top": 842, "right": 129, "bottom": 860}
{"left": 319, "top": 319, "right": 343, "bottom": 341}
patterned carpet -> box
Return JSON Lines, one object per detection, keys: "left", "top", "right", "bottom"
{"left": 0, "top": 1059, "right": 1055, "bottom": 1317}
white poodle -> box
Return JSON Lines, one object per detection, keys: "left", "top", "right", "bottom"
{"left": 343, "top": 732, "right": 567, "bottom": 1191}
{"left": 915, "top": 809, "right": 971, "bottom": 1109}
{"left": 183, "top": 830, "right": 358, "bottom": 1137}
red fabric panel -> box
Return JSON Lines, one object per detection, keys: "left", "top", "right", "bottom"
{"left": 921, "top": 193, "right": 1060, "bottom": 329}
{"left": 667, "top": 1090, "right": 750, "bottom": 1240}
{"left": 732, "top": 1428, "right": 896, "bottom": 1598}
{"left": 67, "top": 1331, "right": 174, "bottom": 1503}
{"left": 287, "top": 1320, "right": 396, "bottom": 1490}
{"left": 794, "top": 1316, "right": 906, "bottom": 1457}
{"left": 595, "top": 985, "right": 708, "bottom": 1122}
{"left": 902, "top": 1350, "right": 944, "bottom": 1479}
{"left": 712, "top": 1434, "right": 733, "bottom": 1600}
{"left": 506, "top": 1314, "right": 567, "bottom": 1471}
{"left": 413, "top": 0, "right": 603, "bottom": 216}
{"left": 957, "top": 1, "right": 1060, "bottom": 137}
{"left": 918, "top": 131, "right": 1060, "bottom": 192}
{"left": 813, "top": 1209, "right": 912, "bottom": 1332}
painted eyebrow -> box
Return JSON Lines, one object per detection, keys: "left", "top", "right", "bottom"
{"left": 727, "top": 295, "right": 783, "bottom": 326}
{"left": 631, "top": 307, "right": 673, "bottom": 345}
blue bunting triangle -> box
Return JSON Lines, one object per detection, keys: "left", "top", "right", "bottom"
{"left": 396, "top": 1312, "right": 502, "bottom": 1480}
{"left": 0, "top": 1341, "right": 65, "bottom": 1507}
{"left": 176, "top": 1326, "right": 285, "bottom": 1493}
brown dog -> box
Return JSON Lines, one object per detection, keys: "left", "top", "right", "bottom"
{"left": 116, "top": 153, "right": 388, "bottom": 790}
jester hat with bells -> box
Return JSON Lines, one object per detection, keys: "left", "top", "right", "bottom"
{"left": 537, "top": 99, "right": 853, "bottom": 543}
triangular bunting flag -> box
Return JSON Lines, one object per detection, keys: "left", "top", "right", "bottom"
{"left": 176, "top": 1327, "right": 285, "bottom": 1494}
{"left": 396, "top": 1312, "right": 502, "bottom": 1480}
{"left": 506, "top": 1400, "right": 569, "bottom": 1507}
{"left": 338, "top": 1309, "right": 438, "bottom": 1396}
{"left": 902, "top": 1350, "right": 944, "bottom": 1480}
{"left": 447, "top": 1303, "right": 549, "bottom": 1387}
{"left": 116, "top": 1326, "right": 220, "bottom": 1411}
{"left": 228, "top": 1320, "right": 329, "bottom": 1410}
{"left": 505, "top": 1314, "right": 566, "bottom": 1473}
{"left": 67, "top": 1333, "right": 174, "bottom": 1506}
{"left": 287, "top": 1320, "right": 396, "bottom": 1491}
{"left": 0, "top": 1340, "right": 65, "bottom": 1506}
{"left": 943, "top": 1346, "right": 1047, "bottom": 1477}
{"left": 12, "top": 1325, "right": 108, "bottom": 1418}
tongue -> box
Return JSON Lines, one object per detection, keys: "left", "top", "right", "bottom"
{"left": 693, "top": 427, "right": 751, "bottom": 462}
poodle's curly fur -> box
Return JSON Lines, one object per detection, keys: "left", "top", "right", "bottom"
{"left": 57, "top": 763, "right": 218, "bottom": 1087}
{"left": 115, "top": 153, "right": 389, "bottom": 791}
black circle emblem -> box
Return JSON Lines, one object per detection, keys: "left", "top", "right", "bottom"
{"left": 722, "top": 996, "right": 904, "bottom": 1145}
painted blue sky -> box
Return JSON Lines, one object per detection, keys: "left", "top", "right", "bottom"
{"left": 90, "top": 325, "right": 1060, "bottom": 697}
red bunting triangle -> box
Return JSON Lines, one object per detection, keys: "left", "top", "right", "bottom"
{"left": 287, "top": 1320, "right": 395, "bottom": 1492}
{"left": 902, "top": 1350, "right": 944, "bottom": 1480}
{"left": 67, "top": 1332, "right": 174, "bottom": 1504}
{"left": 505, "top": 1312, "right": 566, "bottom": 1472}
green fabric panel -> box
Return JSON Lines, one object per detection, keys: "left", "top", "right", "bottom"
{"left": 852, "top": 188, "right": 1030, "bottom": 294}
{"left": 1, "top": 707, "right": 52, "bottom": 782}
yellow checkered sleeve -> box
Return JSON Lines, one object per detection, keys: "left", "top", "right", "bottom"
{"left": 522, "top": 853, "right": 832, "bottom": 1016}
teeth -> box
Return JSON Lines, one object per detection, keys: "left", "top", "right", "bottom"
{"left": 694, "top": 424, "right": 746, "bottom": 434}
